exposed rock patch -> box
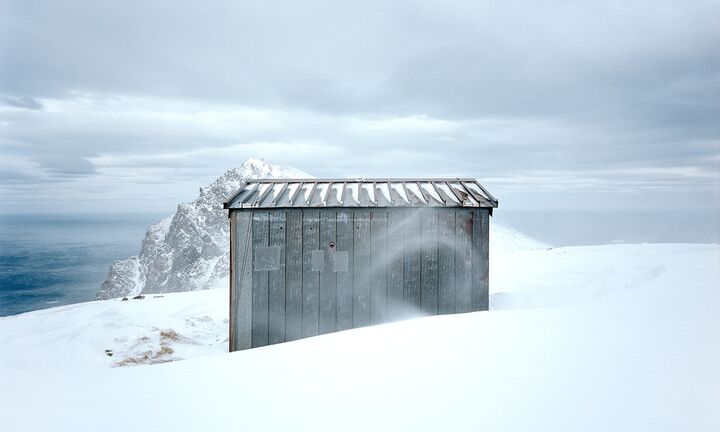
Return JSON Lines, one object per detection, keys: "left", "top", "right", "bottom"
{"left": 96, "top": 158, "right": 309, "bottom": 299}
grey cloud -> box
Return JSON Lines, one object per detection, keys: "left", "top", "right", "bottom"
{"left": 1, "top": 96, "right": 44, "bottom": 110}
{"left": 35, "top": 153, "right": 97, "bottom": 177}
{"left": 0, "top": 0, "right": 718, "bottom": 212}
{"left": 0, "top": 168, "right": 41, "bottom": 183}
{"left": 3, "top": 1, "right": 715, "bottom": 113}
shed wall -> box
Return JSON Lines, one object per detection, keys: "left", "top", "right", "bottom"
{"left": 229, "top": 207, "right": 490, "bottom": 351}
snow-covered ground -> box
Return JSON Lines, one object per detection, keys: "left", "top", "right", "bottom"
{"left": 1, "top": 226, "right": 718, "bottom": 431}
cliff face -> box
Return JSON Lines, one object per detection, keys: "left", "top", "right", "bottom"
{"left": 96, "top": 159, "right": 310, "bottom": 299}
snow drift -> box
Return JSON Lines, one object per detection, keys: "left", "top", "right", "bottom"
{"left": 1, "top": 240, "right": 718, "bottom": 431}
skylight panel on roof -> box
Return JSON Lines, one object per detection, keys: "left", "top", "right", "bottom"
{"left": 255, "top": 184, "right": 271, "bottom": 203}
{"left": 332, "top": 182, "right": 344, "bottom": 204}
{"left": 234, "top": 183, "right": 258, "bottom": 204}
{"left": 462, "top": 182, "right": 485, "bottom": 200}
{"left": 286, "top": 182, "right": 301, "bottom": 204}
{"left": 420, "top": 182, "right": 443, "bottom": 204}
{"left": 301, "top": 183, "right": 314, "bottom": 203}
{"left": 362, "top": 183, "right": 375, "bottom": 204}
{"left": 377, "top": 182, "right": 392, "bottom": 204}
{"left": 405, "top": 183, "right": 425, "bottom": 203}
{"left": 316, "top": 182, "right": 330, "bottom": 204}
{"left": 435, "top": 182, "right": 459, "bottom": 204}
{"left": 270, "top": 183, "right": 285, "bottom": 202}
{"left": 348, "top": 183, "right": 359, "bottom": 204}
{"left": 390, "top": 182, "right": 409, "bottom": 204}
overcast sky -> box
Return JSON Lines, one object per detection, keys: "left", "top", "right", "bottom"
{"left": 1, "top": 0, "right": 718, "bottom": 213}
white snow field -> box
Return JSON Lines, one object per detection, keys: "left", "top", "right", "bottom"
{"left": 1, "top": 226, "right": 718, "bottom": 431}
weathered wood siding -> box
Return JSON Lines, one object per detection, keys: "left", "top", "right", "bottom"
{"left": 229, "top": 207, "right": 491, "bottom": 351}
{"left": 229, "top": 211, "right": 253, "bottom": 351}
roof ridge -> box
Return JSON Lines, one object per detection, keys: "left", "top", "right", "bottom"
{"left": 240, "top": 177, "right": 480, "bottom": 182}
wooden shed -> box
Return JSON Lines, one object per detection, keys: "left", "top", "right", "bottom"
{"left": 224, "top": 179, "right": 498, "bottom": 351}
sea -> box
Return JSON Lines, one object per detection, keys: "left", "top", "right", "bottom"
{"left": 0, "top": 209, "right": 718, "bottom": 317}
{"left": 0, "top": 212, "right": 167, "bottom": 317}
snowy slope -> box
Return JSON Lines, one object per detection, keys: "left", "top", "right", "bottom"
{"left": 1, "top": 234, "right": 718, "bottom": 431}
{"left": 0, "top": 289, "right": 229, "bottom": 371}
{"left": 491, "top": 222, "right": 548, "bottom": 254}
{"left": 491, "top": 243, "right": 710, "bottom": 309}
{"left": 97, "top": 159, "right": 310, "bottom": 299}
{"left": 1, "top": 223, "right": 543, "bottom": 371}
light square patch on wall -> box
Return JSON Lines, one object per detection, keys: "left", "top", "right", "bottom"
{"left": 333, "top": 251, "right": 348, "bottom": 272}
{"left": 311, "top": 250, "right": 325, "bottom": 271}
{"left": 254, "top": 246, "right": 280, "bottom": 271}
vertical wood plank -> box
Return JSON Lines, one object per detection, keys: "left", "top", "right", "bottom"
{"left": 318, "top": 211, "right": 337, "bottom": 334}
{"left": 251, "top": 212, "right": 269, "bottom": 347}
{"left": 353, "top": 210, "right": 371, "bottom": 327}
{"left": 268, "top": 210, "right": 286, "bottom": 345}
{"left": 335, "top": 211, "right": 354, "bottom": 331}
{"left": 471, "top": 209, "right": 490, "bottom": 311}
{"left": 421, "top": 209, "right": 439, "bottom": 314}
{"left": 370, "top": 210, "right": 388, "bottom": 324}
{"left": 302, "top": 210, "right": 320, "bottom": 337}
{"left": 481, "top": 210, "right": 490, "bottom": 311}
{"left": 386, "top": 210, "right": 405, "bottom": 321}
{"left": 438, "top": 210, "right": 456, "bottom": 314}
{"left": 229, "top": 211, "right": 236, "bottom": 350}
{"left": 232, "top": 211, "right": 253, "bottom": 351}
{"left": 455, "top": 210, "right": 473, "bottom": 313}
{"left": 285, "top": 210, "right": 303, "bottom": 341}
{"left": 402, "top": 209, "right": 422, "bottom": 316}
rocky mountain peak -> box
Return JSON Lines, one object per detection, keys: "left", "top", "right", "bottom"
{"left": 96, "top": 159, "right": 310, "bottom": 299}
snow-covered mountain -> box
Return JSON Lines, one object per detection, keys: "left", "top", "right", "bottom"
{"left": 96, "top": 159, "right": 311, "bottom": 299}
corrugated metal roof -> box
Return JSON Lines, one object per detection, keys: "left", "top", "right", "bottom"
{"left": 224, "top": 178, "right": 498, "bottom": 209}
